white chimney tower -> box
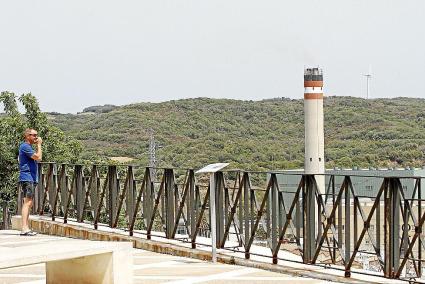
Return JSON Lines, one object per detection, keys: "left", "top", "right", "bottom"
{"left": 304, "top": 67, "right": 325, "bottom": 193}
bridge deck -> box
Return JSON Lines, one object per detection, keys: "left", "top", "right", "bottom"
{"left": 0, "top": 230, "right": 326, "bottom": 284}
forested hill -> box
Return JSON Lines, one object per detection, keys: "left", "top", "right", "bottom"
{"left": 48, "top": 97, "right": 425, "bottom": 171}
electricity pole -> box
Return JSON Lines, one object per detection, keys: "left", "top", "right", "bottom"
{"left": 148, "top": 128, "right": 157, "bottom": 180}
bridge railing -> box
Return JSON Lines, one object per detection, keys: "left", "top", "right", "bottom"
{"left": 18, "top": 162, "right": 425, "bottom": 282}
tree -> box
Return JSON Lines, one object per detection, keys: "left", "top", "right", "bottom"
{"left": 0, "top": 91, "right": 81, "bottom": 222}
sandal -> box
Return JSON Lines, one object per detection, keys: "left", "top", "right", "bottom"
{"left": 20, "top": 230, "right": 37, "bottom": 236}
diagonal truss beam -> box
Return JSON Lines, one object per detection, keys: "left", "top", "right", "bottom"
{"left": 272, "top": 176, "right": 304, "bottom": 259}
{"left": 312, "top": 177, "right": 348, "bottom": 264}
{"left": 344, "top": 178, "right": 387, "bottom": 272}
{"left": 220, "top": 172, "right": 245, "bottom": 248}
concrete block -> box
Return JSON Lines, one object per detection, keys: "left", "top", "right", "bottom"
{"left": 11, "top": 215, "right": 22, "bottom": 230}
{"left": 46, "top": 250, "right": 132, "bottom": 284}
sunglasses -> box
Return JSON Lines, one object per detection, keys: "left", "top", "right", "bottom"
{"left": 28, "top": 134, "right": 38, "bottom": 137}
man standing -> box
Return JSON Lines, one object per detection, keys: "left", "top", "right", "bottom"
{"left": 19, "top": 128, "right": 42, "bottom": 236}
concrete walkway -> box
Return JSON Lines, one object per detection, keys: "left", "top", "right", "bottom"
{"left": 19, "top": 215, "right": 410, "bottom": 284}
{"left": 0, "top": 230, "right": 331, "bottom": 284}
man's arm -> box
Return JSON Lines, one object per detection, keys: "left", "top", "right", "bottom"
{"left": 31, "top": 137, "right": 42, "bottom": 161}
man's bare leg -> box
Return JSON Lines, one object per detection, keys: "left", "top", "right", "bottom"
{"left": 21, "top": 197, "right": 33, "bottom": 232}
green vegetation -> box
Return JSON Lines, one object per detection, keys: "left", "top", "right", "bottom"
{"left": 49, "top": 96, "right": 425, "bottom": 170}
{"left": 2, "top": 94, "right": 424, "bottom": 224}
{"left": 0, "top": 92, "right": 81, "bottom": 215}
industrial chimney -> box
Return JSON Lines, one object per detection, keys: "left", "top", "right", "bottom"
{"left": 304, "top": 67, "right": 325, "bottom": 193}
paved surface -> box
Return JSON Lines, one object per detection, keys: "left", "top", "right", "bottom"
{"left": 0, "top": 230, "right": 332, "bottom": 284}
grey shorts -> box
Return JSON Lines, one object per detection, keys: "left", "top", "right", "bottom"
{"left": 20, "top": 181, "right": 36, "bottom": 199}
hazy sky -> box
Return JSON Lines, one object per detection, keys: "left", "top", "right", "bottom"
{"left": 1, "top": 1, "right": 424, "bottom": 113}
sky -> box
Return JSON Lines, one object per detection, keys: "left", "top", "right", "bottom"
{"left": 1, "top": 1, "right": 424, "bottom": 113}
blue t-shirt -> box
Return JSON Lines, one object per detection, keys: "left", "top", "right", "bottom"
{"left": 19, "top": 142, "right": 38, "bottom": 183}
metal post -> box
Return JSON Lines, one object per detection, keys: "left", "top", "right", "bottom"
{"left": 384, "top": 180, "right": 390, "bottom": 277}
{"left": 338, "top": 182, "right": 343, "bottom": 251}
{"left": 354, "top": 198, "right": 358, "bottom": 251}
{"left": 344, "top": 178, "right": 351, "bottom": 277}
{"left": 244, "top": 173, "right": 250, "bottom": 259}
{"left": 376, "top": 190, "right": 381, "bottom": 255}
{"left": 17, "top": 183, "right": 22, "bottom": 215}
{"left": 384, "top": 178, "right": 400, "bottom": 278}
{"left": 224, "top": 184, "right": 229, "bottom": 247}
{"left": 48, "top": 164, "right": 57, "bottom": 214}
{"left": 296, "top": 192, "right": 301, "bottom": 246}
{"left": 165, "top": 169, "right": 175, "bottom": 239}
{"left": 108, "top": 165, "right": 118, "bottom": 227}
{"left": 419, "top": 179, "right": 422, "bottom": 277}
{"left": 210, "top": 172, "right": 217, "bottom": 263}
{"left": 188, "top": 172, "right": 196, "bottom": 248}
{"left": 402, "top": 200, "right": 409, "bottom": 267}
{"left": 332, "top": 176, "right": 336, "bottom": 263}
{"left": 59, "top": 165, "right": 69, "bottom": 217}
{"left": 317, "top": 188, "right": 322, "bottom": 244}
{"left": 271, "top": 175, "right": 277, "bottom": 264}
{"left": 75, "top": 165, "right": 84, "bottom": 222}
{"left": 392, "top": 179, "right": 400, "bottom": 277}
{"left": 303, "top": 175, "right": 316, "bottom": 264}
{"left": 1, "top": 205, "right": 10, "bottom": 229}
{"left": 34, "top": 163, "right": 43, "bottom": 214}
{"left": 125, "top": 166, "right": 135, "bottom": 230}
{"left": 215, "top": 172, "right": 224, "bottom": 248}
{"left": 266, "top": 179, "right": 271, "bottom": 249}
{"left": 239, "top": 174, "right": 244, "bottom": 239}
{"left": 193, "top": 184, "right": 199, "bottom": 249}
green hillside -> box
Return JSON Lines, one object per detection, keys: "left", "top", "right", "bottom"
{"left": 49, "top": 96, "right": 425, "bottom": 171}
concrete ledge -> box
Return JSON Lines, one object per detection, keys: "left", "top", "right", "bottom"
{"left": 3, "top": 221, "right": 133, "bottom": 284}
{"left": 12, "top": 215, "right": 386, "bottom": 284}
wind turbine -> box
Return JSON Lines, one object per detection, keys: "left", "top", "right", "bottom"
{"left": 363, "top": 65, "right": 372, "bottom": 99}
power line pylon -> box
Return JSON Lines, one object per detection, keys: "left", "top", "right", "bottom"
{"left": 148, "top": 128, "right": 156, "bottom": 180}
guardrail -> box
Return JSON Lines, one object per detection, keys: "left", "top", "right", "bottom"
{"left": 0, "top": 205, "right": 11, "bottom": 230}
{"left": 17, "top": 162, "right": 425, "bottom": 282}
